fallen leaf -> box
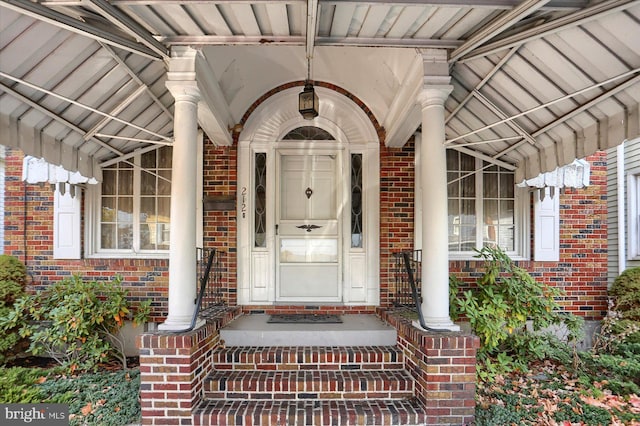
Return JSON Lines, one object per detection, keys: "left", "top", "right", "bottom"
{"left": 36, "top": 376, "right": 47, "bottom": 384}
{"left": 81, "top": 402, "right": 92, "bottom": 416}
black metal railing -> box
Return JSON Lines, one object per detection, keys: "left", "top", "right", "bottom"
{"left": 196, "top": 247, "right": 226, "bottom": 312}
{"left": 392, "top": 249, "right": 447, "bottom": 332}
{"left": 392, "top": 249, "right": 422, "bottom": 308}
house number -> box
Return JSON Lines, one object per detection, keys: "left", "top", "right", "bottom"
{"left": 241, "top": 187, "right": 247, "bottom": 218}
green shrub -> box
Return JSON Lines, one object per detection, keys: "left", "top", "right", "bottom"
{"left": 452, "top": 246, "right": 582, "bottom": 379}
{"left": 0, "top": 275, "right": 149, "bottom": 372}
{"left": 610, "top": 267, "right": 640, "bottom": 320}
{"left": 602, "top": 267, "right": 640, "bottom": 346}
{"left": 0, "top": 255, "right": 28, "bottom": 365}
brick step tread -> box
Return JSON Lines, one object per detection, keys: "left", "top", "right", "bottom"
{"left": 203, "top": 370, "right": 414, "bottom": 400}
{"left": 212, "top": 346, "right": 403, "bottom": 371}
{"left": 193, "top": 399, "right": 426, "bottom": 426}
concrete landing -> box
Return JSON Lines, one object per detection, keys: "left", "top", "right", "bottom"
{"left": 219, "top": 314, "right": 397, "bottom": 346}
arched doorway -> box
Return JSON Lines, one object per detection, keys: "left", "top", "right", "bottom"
{"left": 236, "top": 86, "right": 380, "bottom": 306}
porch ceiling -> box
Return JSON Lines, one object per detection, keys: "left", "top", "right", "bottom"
{"left": 0, "top": 0, "right": 639, "bottom": 180}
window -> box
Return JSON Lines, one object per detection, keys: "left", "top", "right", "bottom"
{"left": 629, "top": 172, "right": 640, "bottom": 260}
{"left": 97, "top": 147, "right": 172, "bottom": 255}
{"left": 447, "top": 150, "right": 520, "bottom": 256}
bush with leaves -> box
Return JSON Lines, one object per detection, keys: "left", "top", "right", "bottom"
{"left": 605, "top": 266, "right": 640, "bottom": 345}
{"left": 0, "top": 255, "right": 28, "bottom": 365}
{"left": 0, "top": 275, "right": 150, "bottom": 372}
{"left": 452, "top": 246, "right": 583, "bottom": 379}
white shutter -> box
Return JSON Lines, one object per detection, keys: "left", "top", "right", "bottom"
{"left": 534, "top": 187, "right": 560, "bottom": 261}
{"left": 54, "top": 183, "right": 81, "bottom": 259}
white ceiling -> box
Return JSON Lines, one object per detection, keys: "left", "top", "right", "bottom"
{"left": 1, "top": 0, "right": 639, "bottom": 181}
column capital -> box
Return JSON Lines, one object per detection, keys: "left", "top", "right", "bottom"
{"left": 165, "top": 80, "right": 201, "bottom": 104}
{"left": 417, "top": 84, "right": 453, "bottom": 109}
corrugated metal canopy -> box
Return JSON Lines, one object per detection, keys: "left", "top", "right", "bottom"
{"left": 1, "top": 0, "right": 639, "bottom": 181}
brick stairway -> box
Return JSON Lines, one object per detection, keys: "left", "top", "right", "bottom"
{"left": 192, "top": 346, "right": 426, "bottom": 425}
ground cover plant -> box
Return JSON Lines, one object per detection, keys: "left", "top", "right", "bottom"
{"left": 459, "top": 254, "right": 640, "bottom": 425}
{"left": 0, "top": 363, "right": 142, "bottom": 426}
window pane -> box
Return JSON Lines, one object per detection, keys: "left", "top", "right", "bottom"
{"left": 460, "top": 153, "right": 475, "bottom": 171}
{"left": 119, "top": 170, "right": 133, "bottom": 195}
{"left": 102, "top": 170, "right": 116, "bottom": 195}
{"left": 101, "top": 197, "right": 116, "bottom": 222}
{"left": 141, "top": 171, "right": 156, "bottom": 196}
{"left": 280, "top": 239, "right": 338, "bottom": 262}
{"left": 119, "top": 197, "right": 133, "bottom": 217}
{"left": 158, "top": 171, "right": 171, "bottom": 195}
{"left": 351, "top": 154, "right": 363, "bottom": 248}
{"left": 483, "top": 173, "right": 498, "bottom": 198}
{"left": 255, "top": 153, "right": 267, "bottom": 247}
{"left": 99, "top": 146, "right": 171, "bottom": 253}
{"left": 140, "top": 197, "right": 155, "bottom": 220}
{"left": 141, "top": 150, "right": 156, "bottom": 168}
{"left": 447, "top": 172, "right": 459, "bottom": 197}
{"left": 118, "top": 224, "right": 133, "bottom": 249}
{"left": 501, "top": 172, "right": 514, "bottom": 198}
{"left": 101, "top": 224, "right": 116, "bottom": 249}
{"left": 158, "top": 147, "right": 172, "bottom": 167}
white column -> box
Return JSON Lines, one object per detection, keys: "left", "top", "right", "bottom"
{"left": 158, "top": 81, "right": 202, "bottom": 331}
{"left": 416, "top": 84, "right": 460, "bottom": 332}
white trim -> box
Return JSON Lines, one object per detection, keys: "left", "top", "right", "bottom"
{"left": 237, "top": 86, "right": 380, "bottom": 306}
{"left": 85, "top": 146, "right": 173, "bottom": 259}
{"left": 628, "top": 168, "right": 640, "bottom": 261}
{"left": 445, "top": 155, "right": 529, "bottom": 261}
{"left": 617, "top": 142, "right": 626, "bottom": 273}
{"left": 54, "top": 183, "right": 82, "bottom": 259}
{"left": 534, "top": 187, "right": 560, "bottom": 262}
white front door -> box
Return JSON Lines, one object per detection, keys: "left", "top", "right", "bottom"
{"left": 276, "top": 152, "right": 341, "bottom": 301}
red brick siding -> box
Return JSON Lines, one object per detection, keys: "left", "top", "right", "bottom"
{"left": 3, "top": 148, "right": 170, "bottom": 322}
{"left": 4, "top": 143, "right": 608, "bottom": 320}
{"left": 202, "top": 141, "right": 238, "bottom": 307}
{"left": 380, "top": 139, "right": 417, "bottom": 308}
{"left": 381, "top": 310, "right": 480, "bottom": 425}
{"left": 381, "top": 146, "right": 609, "bottom": 321}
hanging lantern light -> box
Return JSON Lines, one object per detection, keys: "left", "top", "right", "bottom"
{"left": 299, "top": 57, "right": 318, "bottom": 119}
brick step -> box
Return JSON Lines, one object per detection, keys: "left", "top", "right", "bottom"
{"left": 193, "top": 399, "right": 426, "bottom": 426}
{"left": 203, "top": 369, "right": 415, "bottom": 400}
{"left": 212, "top": 346, "right": 404, "bottom": 371}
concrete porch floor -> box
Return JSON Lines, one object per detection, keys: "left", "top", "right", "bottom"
{"left": 219, "top": 314, "right": 397, "bottom": 346}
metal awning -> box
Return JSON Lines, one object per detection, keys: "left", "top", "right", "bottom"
{"left": 1, "top": 0, "right": 639, "bottom": 181}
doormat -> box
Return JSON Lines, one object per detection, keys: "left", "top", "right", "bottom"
{"left": 267, "top": 314, "right": 343, "bottom": 324}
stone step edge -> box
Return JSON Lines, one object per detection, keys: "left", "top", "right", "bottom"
{"left": 203, "top": 369, "right": 415, "bottom": 398}
{"left": 211, "top": 345, "right": 403, "bottom": 369}
{"left": 193, "top": 399, "right": 426, "bottom": 426}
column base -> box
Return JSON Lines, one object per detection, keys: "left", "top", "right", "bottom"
{"left": 158, "top": 316, "right": 205, "bottom": 332}
{"left": 413, "top": 318, "right": 461, "bottom": 332}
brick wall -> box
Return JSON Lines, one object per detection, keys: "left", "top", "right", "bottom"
{"left": 4, "top": 143, "right": 608, "bottom": 321}
{"left": 380, "top": 139, "right": 417, "bottom": 308}
{"left": 381, "top": 146, "right": 609, "bottom": 321}
{"left": 3, "top": 148, "right": 170, "bottom": 322}
{"left": 381, "top": 310, "right": 479, "bottom": 425}
{"left": 137, "top": 309, "right": 238, "bottom": 425}
{"left": 202, "top": 141, "right": 238, "bottom": 307}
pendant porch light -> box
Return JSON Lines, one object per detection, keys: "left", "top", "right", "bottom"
{"left": 299, "top": 57, "right": 319, "bottom": 120}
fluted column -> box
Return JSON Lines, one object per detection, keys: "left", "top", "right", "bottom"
{"left": 158, "top": 81, "right": 201, "bottom": 331}
{"left": 416, "top": 82, "right": 460, "bottom": 332}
